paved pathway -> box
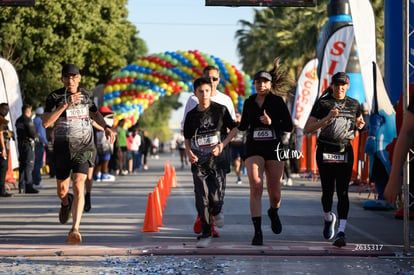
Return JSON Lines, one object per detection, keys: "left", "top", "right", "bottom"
{"left": 0, "top": 153, "right": 413, "bottom": 274}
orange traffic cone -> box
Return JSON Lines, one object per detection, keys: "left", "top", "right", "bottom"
{"left": 5, "top": 147, "right": 16, "bottom": 189}
{"left": 153, "top": 186, "right": 163, "bottom": 227}
{"left": 164, "top": 160, "right": 171, "bottom": 186}
{"left": 170, "top": 166, "right": 177, "bottom": 188}
{"left": 141, "top": 192, "right": 159, "bottom": 232}
{"left": 157, "top": 177, "right": 167, "bottom": 212}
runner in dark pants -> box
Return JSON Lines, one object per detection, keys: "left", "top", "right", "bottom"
{"left": 183, "top": 77, "right": 238, "bottom": 248}
{"left": 305, "top": 72, "right": 365, "bottom": 247}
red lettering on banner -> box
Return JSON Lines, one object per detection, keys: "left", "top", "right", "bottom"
{"left": 328, "top": 60, "right": 339, "bottom": 75}
{"left": 320, "top": 78, "right": 328, "bottom": 92}
{"left": 304, "top": 80, "right": 312, "bottom": 89}
{"left": 295, "top": 66, "right": 318, "bottom": 121}
{"left": 330, "top": 41, "right": 346, "bottom": 56}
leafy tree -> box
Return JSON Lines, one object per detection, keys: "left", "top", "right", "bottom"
{"left": 137, "top": 94, "right": 182, "bottom": 143}
{"left": 0, "top": 0, "right": 147, "bottom": 106}
{"left": 236, "top": 0, "right": 384, "bottom": 79}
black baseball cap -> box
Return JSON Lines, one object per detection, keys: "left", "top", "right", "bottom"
{"left": 253, "top": 70, "right": 272, "bottom": 81}
{"left": 62, "top": 63, "right": 80, "bottom": 76}
{"left": 331, "top": 72, "right": 349, "bottom": 85}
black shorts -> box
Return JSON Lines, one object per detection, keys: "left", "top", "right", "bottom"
{"left": 54, "top": 143, "right": 94, "bottom": 180}
{"left": 245, "top": 141, "right": 280, "bottom": 161}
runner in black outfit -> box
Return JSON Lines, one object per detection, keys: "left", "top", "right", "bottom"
{"left": 238, "top": 70, "right": 293, "bottom": 246}
{"left": 183, "top": 77, "right": 238, "bottom": 248}
{"left": 305, "top": 72, "right": 365, "bottom": 247}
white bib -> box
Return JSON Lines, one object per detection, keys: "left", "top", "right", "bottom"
{"left": 253, "top": 128, "right": 275, "bottom": 141}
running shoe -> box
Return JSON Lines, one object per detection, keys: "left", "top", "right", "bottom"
{"left": 193, "top": 217, "right": 202, "bottom": 234}
{"left": 66, "top": 228, "right": 82, "bottom": 245}
{"left": 212, "top": 224, "right": 219, "bottom": 237}
{"left": 93, "top": 173, "right": 101, "bottom": 182}
{"left": 237, "top": 178, "right": 242, "bottom": 185}
{"left": 213, "top": 213, "right": 224, "bottom": 228}
{"left": 84, "top": 192, "right": 91, "bottom": 212}
{"left": 332, "top": 231, "right": 346, "bottom": 247}
{"left": 323, "top": 212, "right": 337, "bottom": 240}
{"left": 101, "top": 173, "right": 115, "bottom": 182}
{"left": 196, "top": 235, "right": 212, "bottom": 248}
{"left": 251, "top": 230, "right": 263, "bottom": 246}
{"left": 59, "top": 193, "right": 73, "bottom": 224}
{"left": 267, "top": 207, "right": 282, "bottom": 234}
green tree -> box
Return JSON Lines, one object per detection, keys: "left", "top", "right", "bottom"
{"left": 236, "top": 0, "right": 384, "bottom": 79}
{"left": 0, "top": 0, "right": 147, "bottom": 106}
{"left": 137, "top": 93, "right": 182, "bottom": 143}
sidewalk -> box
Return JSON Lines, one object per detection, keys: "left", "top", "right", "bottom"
{"left": 0, "top": 152, "right": 413, "bottom": 274}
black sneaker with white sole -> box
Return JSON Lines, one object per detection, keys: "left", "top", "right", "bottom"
{"left": 323, "top": 212, "right": 337, "bottom": 240}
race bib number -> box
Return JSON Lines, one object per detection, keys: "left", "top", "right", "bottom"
{"left": 322, "top": 152, "right": 348, "bottom": 163}
{"left": 253, "top": 128, "right": 275, "bottom": 141}
{"left": 66, "top": 105, "right": 88, "bottom": 120}
{"left": 196, "top": 134, "right": 219, "bottom": 148}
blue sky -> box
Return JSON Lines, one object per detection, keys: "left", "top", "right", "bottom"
{"left": 126, "top": 0, "right": 259, "bottom": 129}
{"left": 127, "top": 0, "right": 258, "bottom": 69}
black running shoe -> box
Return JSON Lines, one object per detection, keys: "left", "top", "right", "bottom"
{"left": 323, "top": 212, "right": 337, "bottom": 240}
{"left": 267, "top": 208, "right": 282, "bottom": 234}
{"left": 332, "top": 231, "right": 346, "bottom": 247}
{"left": 84, "top": 192, "right": 91, "bottom": 212}
{"left": 59, "top": 193, "right": 73, "bottom": 224}
{"left": 251, "top": 231, "right": 263, "bottom": 246}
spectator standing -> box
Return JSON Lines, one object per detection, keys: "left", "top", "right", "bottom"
{"left": 116, "top": 119, "right": 128, "bottom": 175}
{"left": 32, "top": 107, "right": 48, "bottom": 189}
{"left": 141, "top": 130, "right": 152, "bottom": 170}
{"left": 152, "top": 135, "right": 160, "bottom": 159}
{"left": 130, "top": 128, "right": 141, "bottom": 173}
{"left": 0, "top": 103, "right": 12, "bottom": 197}
{"left": 15, "top": 103, "right": 39, "bottom": 194}
{"left": 176, "top": 132, "right": 188, "bottom": 169}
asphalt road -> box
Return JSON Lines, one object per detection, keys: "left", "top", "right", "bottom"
{"left": 0, "top": 152, "right": 413, "bottom": 274}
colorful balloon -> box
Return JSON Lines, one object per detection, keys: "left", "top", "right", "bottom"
{"left": 103, "top": 50, "right": 253, "bottom": 127}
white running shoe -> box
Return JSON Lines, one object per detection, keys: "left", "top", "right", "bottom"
{"left": 196, "top": 236, "right": 212, "bottom": 248}
{"left": 213, "top": 213, "right": 224, "bottom": 228}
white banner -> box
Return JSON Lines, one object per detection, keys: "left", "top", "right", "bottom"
{"left": 292, "top": 58, "right": 319, "bottom": 129}
{"left": 0, "top": 58, "right": 23, "bottom": 169}
{"left": 318, "top": 26, "right": 355, "bottom": 96}
{"left": 349, "top": 0, "right": 376, "bottom": 112}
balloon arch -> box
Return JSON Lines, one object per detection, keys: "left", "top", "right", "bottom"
{"left": 103, "top": 50, "right": 253, "bottom": 128}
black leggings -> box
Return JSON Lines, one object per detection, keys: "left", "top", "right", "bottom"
{"left": 316, "top": 145, "right": 354, "bottom": 220}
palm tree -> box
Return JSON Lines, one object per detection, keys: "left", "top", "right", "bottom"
{"left": 235, "top": 0, "right": 384, "bottom": 78}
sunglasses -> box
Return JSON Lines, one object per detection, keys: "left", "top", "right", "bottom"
{"left": 208, "top": 77, "right": 219, "bottom": 82}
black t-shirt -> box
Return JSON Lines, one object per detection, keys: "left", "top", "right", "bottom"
{"left": 45, "top": 87, "right": 97, "bottom": 152}
{"left": 310, "top": 93, "right": 362, "bottom": 144}
{"left": 183, "top": 101, "right": 237, "bottom": 170}
{"left": 15, "top": 114, "right": 37, "bottom": 144}
{"left": 238, "top": 93, "right": 293, "bottom": 147}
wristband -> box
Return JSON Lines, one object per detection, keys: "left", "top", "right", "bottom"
{"left": 104, "top": 125, "right": 111, "bottom": 130}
